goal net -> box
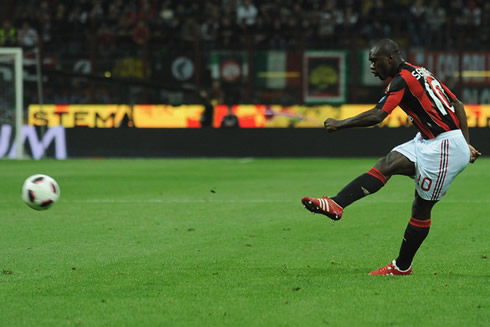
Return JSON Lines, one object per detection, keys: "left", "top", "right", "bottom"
{"left": 0, "top": 48, "right": 23, "bottom": 159}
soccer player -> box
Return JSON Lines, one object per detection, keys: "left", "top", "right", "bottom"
{"left": 302, "top": 39, "right": 481, "bottom": 276}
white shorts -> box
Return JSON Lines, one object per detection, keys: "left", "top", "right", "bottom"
{"left": 392, "top": 130, "right": 470, "bottom": 201}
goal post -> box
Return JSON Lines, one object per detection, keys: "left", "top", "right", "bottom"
{"left": 0, "top": 47, "right": 23, "bottom": 159}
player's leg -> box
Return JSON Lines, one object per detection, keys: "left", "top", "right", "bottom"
{"left": 331, "top": 150, "right": 415, "bottom": 208}
{"left": 394, "top": 192, "right": 437, "bottom": 271}
{"left": 302, "top": 136, "right": 417, "bottom": 220}
{"left": 369, "top": 192, "right": 435, "bottom": 275}
{"left": 302, "top": 150, "right": 414, "bottom": 220}
{"left": 371, "top": 130, "right": 470, "bottom": 275}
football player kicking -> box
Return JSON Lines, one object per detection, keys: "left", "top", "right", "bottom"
{"left": 302, "top": 39, "right": 481, "bottom": 276}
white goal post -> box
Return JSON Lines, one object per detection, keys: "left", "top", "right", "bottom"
{"left": 0, "top": 47, "right": 23, "bottom": 159}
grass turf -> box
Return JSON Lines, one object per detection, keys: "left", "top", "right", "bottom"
{"left": 0, "top": 158, "right": 488, "bottom": 326}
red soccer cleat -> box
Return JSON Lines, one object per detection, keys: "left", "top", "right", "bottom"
{"left": 301, "top": 196, "right": 343, "bottom": 221}
{"left": 369, "top": 260, "right": 412, "bottom": 276}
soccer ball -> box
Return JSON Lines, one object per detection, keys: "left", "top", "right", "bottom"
{"left": 22, "top": 174, "right": 60, "bottom": 210}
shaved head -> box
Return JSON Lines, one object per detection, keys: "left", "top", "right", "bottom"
{"left": 370, "top": 39, "right": 401, "bottom": 57}
{"left": 368, "top": 39, "right": 405, "bottom": 80}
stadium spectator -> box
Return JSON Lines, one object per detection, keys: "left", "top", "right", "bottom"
{"left": 290, "top": 3, "right": 305, "bottom": 22}
{"left": 255, "top": 1, "right": 275, "bottom": 23}
{"left": 107, "top": 3, "right": 121, "bottom": 28}
{"left": 8, "top": 0, "right": 489, "bottom": 53}
{"left": 299, "top": 17, "right": 316, "bottom": 48}
{"left": 482, "top": 1, "right": 490, "bottom": 46}
{"left": 217, "top": 16, "right": 237, "bottom": 49}
{"left": 339, "top": 4, "right": 359, "bottom": 44}
{"left": 158, "top": 0, "right": 175, "bottom": 25}
{"left": 236, "top": 0, "right": 258, "bottom": 26}
{"left": 130, "top": 0, "right": 156, "bottom": 25}
{"left": 38, "top": 1, "right": 51, "bottom": 22}
{"left": 284, "top": 18, "right": 302, "bottom": 49}
{"left": 167, "top": 16, "right": 182, "bottom": 45}
{"left": 181, "top": 16, "right": 201, "bottom": 42}
{"left": 38, "top": 15, "right": 53, "bottom": 45}
{"left": 361, "top": 0, "right": 392, "bottom": 41}
{"left": 303, "top": 39, "right": 481, "bottom": 275}
{"left": 317, "top": 4, "right": 337, "bottom": 46}
{"left": 132, "top": 20, "right": 151, "bottom": 45}
{"left": 204, "top": 2, "right": 220, "bottom": 21}
{"left": 236, "top": 17, "right": 252, "bottom": 46}
{"left": 17, "top": 21, "right": 39, "bottom": 49}
{"left": 446, "top": 1, "right": 466, "bottom": 48}
{"left": 220, "top": 106, "right": 240, "bottom": 128}
{"left": 51, "top": 3, "right": 68, "bottom": 43}
{"left": 199, "top": 90, "right": 214, "bottom": 128}
{"left": 268, "top": 17, "right": 287, "bottom": 49}
{"left": 4, "top": 0, "right": 489, "bottom": 106}
{"left": 97, "top": 22, "right": 116, "bottom": 51}
{"left": 115, "top": 13, "right": 133, "bottom": 45}
{"left": 251, "top": 16, "right": 268, "bottom": 49}
{"left": 462, "top": 0, "right": 483, "bottom": 49}
{"left": 150, "top": 16, "right": 169, "bottom": 44}
{"left": 174, "top": 3, "right": 189, "bottom": 19}
{"left": 68, "top": 5, "right": 88, "bottom": 29}
{"left": 90, "top": 0, "right": 106, "bottom": 22}
{"left": 425, "top": 0, "right": 446, "bottom": 48}
{"left": 408, "top": 0, "right": 427, "bottom": 46}
{"left": 0, "top": 20, "right": 17, "bottom": 47}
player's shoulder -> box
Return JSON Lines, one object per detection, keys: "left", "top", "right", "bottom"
{"left": 387, "top": 62, "right": 424, "bottom": 92}
{"left": 398, "top": 62, "right": 420, "bottom": 80}
{"left": 401, "top": 62, "right": 420, "bottom": 71}
{"left": 386, "top": 67, "right": 410, "bottom": 93}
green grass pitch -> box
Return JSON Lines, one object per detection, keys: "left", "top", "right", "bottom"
{"left": 1, "top": 158, "right": 488, "bottom": 326}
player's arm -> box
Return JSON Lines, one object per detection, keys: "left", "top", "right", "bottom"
{"left": 324, "top": 107, "right": 388, "bottom": 132}
{"left": 452, "top": 98, "right": 481, "bottom": 163}
{"left": 452, "top": 98, "right": 469, "bottom": 142}
{"left": 325, "top": 75, "right": 404, "bottom": 133}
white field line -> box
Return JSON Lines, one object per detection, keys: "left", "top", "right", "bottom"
{"left": 62, "top": 199, "right": 489, "bottom": 204}
{"left": 68, "top": 199, "right": 286, "bottom": 203}
{"left": 2, "top": 199, "right": 487, "bottom": 204}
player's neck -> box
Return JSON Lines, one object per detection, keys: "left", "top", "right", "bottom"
{"left": 390, "top": 59, "right": 405, "bottom": 77}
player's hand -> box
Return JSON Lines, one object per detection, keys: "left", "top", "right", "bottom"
{"left": 324, "top": 118, "right": 340, "bottom": 133}
{"left": 468, "top": 144, "right": 481, "bottom": 163}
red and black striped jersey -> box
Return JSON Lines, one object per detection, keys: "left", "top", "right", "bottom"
{"left": 375, "top": 62, "right": 460, "bottom": 139}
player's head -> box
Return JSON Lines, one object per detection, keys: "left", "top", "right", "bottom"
{"left": 369, "top": 39, "right": 404, "bottom": 80}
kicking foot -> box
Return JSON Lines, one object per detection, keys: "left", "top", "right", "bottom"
{"left": 301, "top": 196, "right": 343, "bottom": 221}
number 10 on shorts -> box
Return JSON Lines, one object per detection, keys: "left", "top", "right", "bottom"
{"left": 417, "top": 174, "right": 432, "bottom": 192}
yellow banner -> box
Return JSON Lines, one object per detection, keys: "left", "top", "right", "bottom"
{"left": 133, "top": 105, "right": 203, "bottom": 128}
{"left": 28, "top": 105, "right": 132, "bottom": 128}
{"left": 28, "top": 104, "right": 490, "bottom": 128}
{"left": 28, "top": 105, "right": 204, "bottom": 128}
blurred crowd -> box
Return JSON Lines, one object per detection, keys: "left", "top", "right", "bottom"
{"left": 1, "top": 0, "right": 488, "bottom": 51}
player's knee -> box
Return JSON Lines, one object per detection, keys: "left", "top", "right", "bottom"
{"left": 374, "top": 156, "right": 393, "bottom": 177}
{"left": 411, "top": 193, "right": 437, "bottom": 220}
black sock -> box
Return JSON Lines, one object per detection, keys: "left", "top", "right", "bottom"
{"left": 395, "top": 218, "right": 431, "bottom": 270}
{"left": 332, "top": 168, "right": 387, "bottom": 208}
